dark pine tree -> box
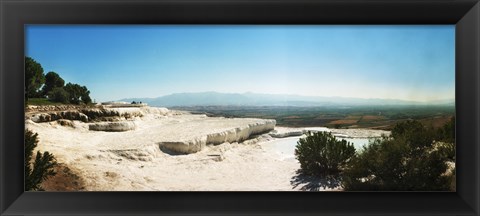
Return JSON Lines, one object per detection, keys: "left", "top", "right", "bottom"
{"left": 25, "top": 129, "right": 57, "bottom": 191}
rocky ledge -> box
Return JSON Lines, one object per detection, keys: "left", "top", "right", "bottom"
{"left": 159, "top": 119, "right": 276, "bottom": 154}
{"left": 89, "top": 121, "right": 137, "bottom": 132}
{"left": 30, "top": 111, "right": 90, "bottom": 123}
{"left": 26, "top": 106, "right": 169, "bottom": 124}
{"left": 26, "top": 105, "right": 278, "bottom": 158}
{"left": 26, "top": 105, "right": 87, "bottom": 112}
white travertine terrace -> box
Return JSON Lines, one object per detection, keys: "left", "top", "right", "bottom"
{"left": 26, "top": 106, "right": 277, "bottom": 157}
{"left": 24, "top": 105, "right": 389, "bottom": 191}
{"left": 159, "top": 119, "right": 276, "bottom": 154}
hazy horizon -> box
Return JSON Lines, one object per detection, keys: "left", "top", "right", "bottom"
{"left": 117, "top": 90, "right": 455, "bottom": 104}
{"left": 26, "top": 25, "right": 455, "bottom": 103}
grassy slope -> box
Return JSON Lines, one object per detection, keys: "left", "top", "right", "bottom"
{"left": 27, "top": 98, "right": 65, "bottom": 106}
{"left": 26, "top": 98, "right": 96, "bottom": 107}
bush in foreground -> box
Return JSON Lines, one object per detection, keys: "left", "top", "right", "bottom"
{"left": 25, "top": 129, "right": 57, "bottom": 191}
{"left": 342, "top": 120, "right": 454, "bottom": 191}
{"left": 295, "top": 131, "right": 355, "bottom": 176}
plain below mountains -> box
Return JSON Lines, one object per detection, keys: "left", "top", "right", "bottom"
{"left": 120, "top": 92, "right": 455, "bottom": 107}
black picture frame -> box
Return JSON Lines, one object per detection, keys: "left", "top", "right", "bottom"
{"left": 1, "top": 0, "right": 479, "bottom": 215}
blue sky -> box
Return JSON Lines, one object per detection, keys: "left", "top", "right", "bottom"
{"left": 25, "top": 25, "right": 455, "bottom": 103}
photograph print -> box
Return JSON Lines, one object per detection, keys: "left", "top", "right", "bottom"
{"left": 24, "top": 25, "right": 455, "bottom": 191}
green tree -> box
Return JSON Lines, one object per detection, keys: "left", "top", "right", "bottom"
{"left": 436, "top": 117, "right": 455, "bottom": 144}
{"left": 342, "top": 120, "right": 452, "bottom": 191}
{"left": 64, "top": 83, "right": 81, "bottom": 104}
{"left": 80, "top": 85, "right": 92, "bottom": 104}
{"left": 295, "top": 131, "right": 356, "bottom": 176}
{"left": 48, "top": 87, "right": 70, "bottom": 103}
{"left": 436, "top": 117, "right": 456, "bottom": 161}
{"left": 42, "top": 71, "right": 65, "bottom": 97}
{"left": 391, "top": 120, "right": 435, "bottom": 150}
{"left": 25, "top": 57, "right": 45, "bottom": 99}
{"left": 64, "top": 83, "right": 91, "bottom": 104}
{"left": 25, "top": 129, "right": 57, "bottom": 191}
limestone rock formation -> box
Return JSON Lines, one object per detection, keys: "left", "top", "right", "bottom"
{"left": 89, "top": 121, "right": 136, "bottom": 132}
{"left": 26, "top": 106, "right": 170, "bottom": 123}
{"left": 57, "top": 119, "right": 75, "bottom": 127}
{"left": 30, "top": 111, "right": 89, "bottom": 123}
{"left": 159, "top": 119, "right": 276, "bottom": 154}
{"left": 270, "top": 130, "right": 304, "bottom": 138}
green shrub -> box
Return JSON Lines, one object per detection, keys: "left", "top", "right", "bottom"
{"left": 391, "top": 120, "right": 435, "bottom": 150}
{"left": 25, "top": 129, "right": 57, "bottom": 191}
{"left": 436, "top": 141, "right": 455, "bottom": 162}
{"left": 436, "top": 117, "right": 455, "bottom": 144}
{"left": 342, "top": 120, "right": 453, "bottom": 191}
{"left": 436, "top": 117, "right": 455, "bottom": 161}
{"left": 48, "top": 87, "right": 69, "bottom": 104}
{"left": 295, "top": 131, "right": 355, "bottom": 176}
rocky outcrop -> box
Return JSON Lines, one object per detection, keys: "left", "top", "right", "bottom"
{"left": 57, "top": 119, "right": 75, "bottom": 127}
{"left": 270, "top": 130, "right": 304, "bottom": 138}
{"left": 159, "top": 119, "right": 276, "bottom": 154}
{"left": 27, "top": 106, "right": 170, "bottom": 123}
{"left": 26, "top": 105, "right": 85, "bottom": 112}
{"left": 80, "top": 108, "right": 121, "bottom": 120}
{"left": 30, "top": 111, "right": 89, "bottom": 123}
{"left": 80, "top": 107, "right": 147, "bottom": 121}
{"left": 89, "top": 121, "right": 136, "bottom": 132}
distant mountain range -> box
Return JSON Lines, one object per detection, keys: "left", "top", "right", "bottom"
{"left": 119, "top": 91, "right": 455, "bottom": 107}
